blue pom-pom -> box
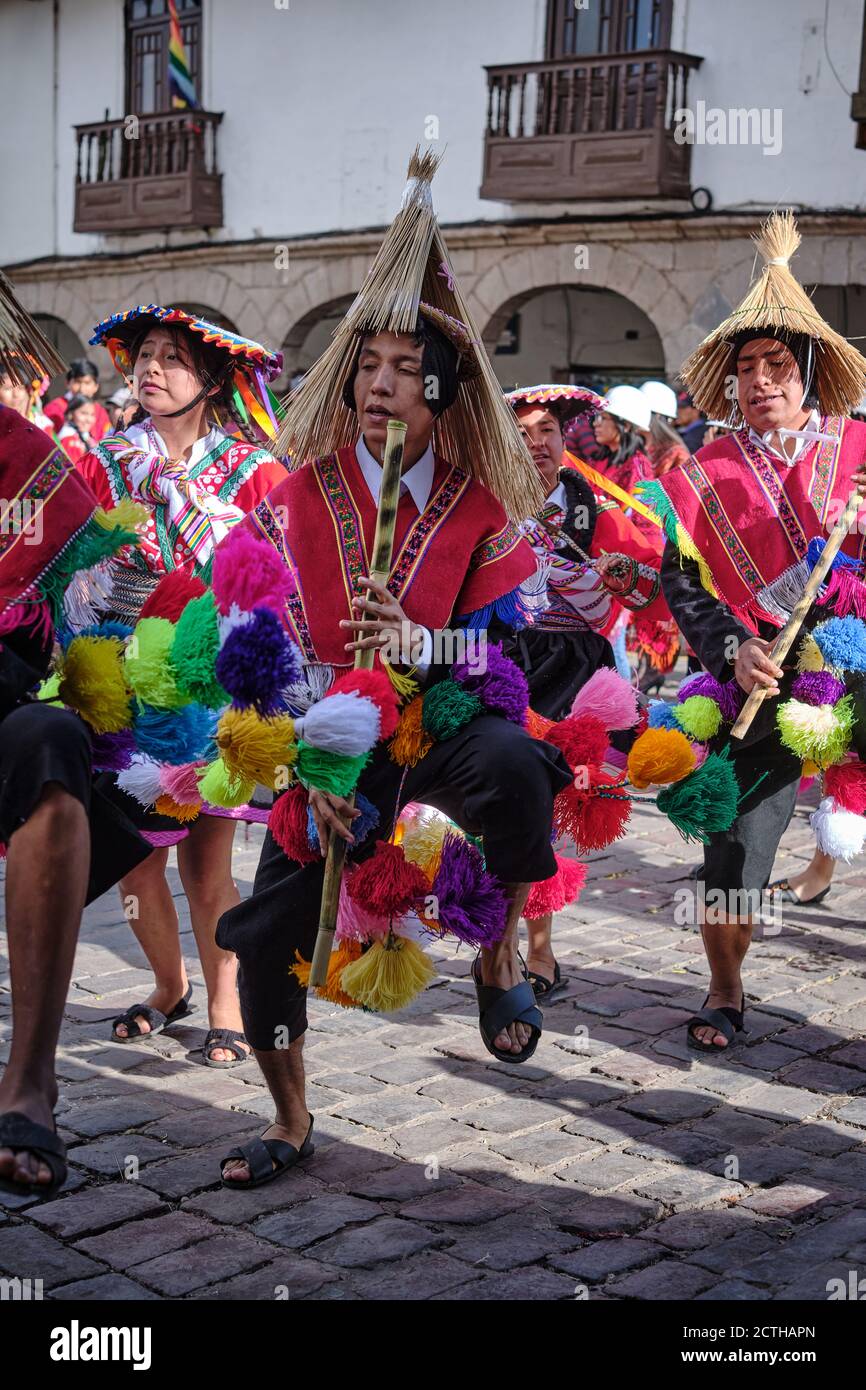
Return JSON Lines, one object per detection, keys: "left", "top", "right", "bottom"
{"left": 812, "top": 616, "right": 866, "bottom": 673}
{"left": 133, "top": 702, "right": 217, "bottom": 764}
{"left": 648, "top": 701, "right": 681, "bottom": 729}
{"left": 455, "top": 585, "right": 531, "bottom": 633}
{"left": 806, "top": 536, "right": 861, "bottom": 574}
{"left": 215, "top": 608, "right": 303, "bottom": 714}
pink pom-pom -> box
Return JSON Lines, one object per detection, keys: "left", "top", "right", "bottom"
{"left": 524, "top": 855, "right": 587, "bottom": 919}
{"left": 270, "top": 786, "right": 318, "bottom": 864}
{"left": 336, "top": 868, "right": 391, "bottom": 942}
{"left": 690, "top": 741, "right": 709, "bottom": 769}
{"left": 212, "top": 527, "right": 295, "bottom": 617}
{"left": 328, "top": 668, "right": 401, "bottom": 738}
{"left": 825, "top": 759, "right": 866, "bottom": 815}
{"left": 571, "top": 667, "right": 639, "bottom": 731}
{"left": 160, "top": 761, "right": 205, "bottom": 804}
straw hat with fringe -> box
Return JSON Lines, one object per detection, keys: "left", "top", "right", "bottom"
{"left": 682, "top": 210, "right": 866, "bottom": 421}
{"left": 275, "top": 148, "right": 543, "bottom": 520}
{"left": 0, "top": 269, "right": 65, "bottom": 387}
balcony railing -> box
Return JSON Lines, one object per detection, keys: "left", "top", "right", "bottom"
{"left": 482, "top": 50, "right": 703, "bottom": 201}
{"left": 74, "top": 109, "right": 223, "bottom": 234}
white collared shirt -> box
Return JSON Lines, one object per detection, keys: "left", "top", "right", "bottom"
{"left": 547, "top": 480, "right": 567, "bottom": 511}
{"left": 354, "top": 434, "right": 434, "bottom": 671}
{"left": 748, "top": 409, "right": 821, "bottom": 467}
{"left": 355, "top": 434, "right": 435, "bottom": 512}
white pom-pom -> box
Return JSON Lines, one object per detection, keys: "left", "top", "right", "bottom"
{"left": 811, "top": 795, "right": 866, "bottom": 862}
{"left": 217, "top": 604, "right": 254, "bottom": 645}
{"left": 117, "top": 754, "right": 164, "bottom": 807}
{"left": 294, "top": 691, "right": 380, "bottom": 756}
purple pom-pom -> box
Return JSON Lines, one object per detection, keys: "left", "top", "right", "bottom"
{"left": 91, "top": 727, "right": 136, "bottom": 772}
{"left": 215, "top": 608, "right": 303, "bottom": 714}
{"left": 678, "top": 671, "right": 743, "bottom": 723}
{"left": 791, "top": 670, "right": 847, "bottom": 707}
{"left": 452, "top": 642, "right": 529, "bottom": 724}
{"left": 430, "top": 833, "right": 508, "bottom": 947}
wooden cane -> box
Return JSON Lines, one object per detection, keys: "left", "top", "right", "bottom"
{"left": 309, "top": 418, "right": 408, "bottom": 987}
{"left": 730, "top": 483, "right": 865, "bottom": 740}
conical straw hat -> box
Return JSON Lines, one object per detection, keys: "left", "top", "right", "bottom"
{"left": 275, "top": 148, "right": 543, "bottom": 519}
{"left": 682, "top": 211, "right": 866, "bottom": 420}
{"left": 0, "top": 270, "right": 65, "bottom": 386}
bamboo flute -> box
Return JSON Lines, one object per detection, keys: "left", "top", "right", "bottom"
{"left": 309, "top": 418, "right": 408, "bottom": 987}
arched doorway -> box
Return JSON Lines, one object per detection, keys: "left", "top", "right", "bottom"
{"left": 279, "top": 295, "right": 355, "bottom": 393}
{"left": 31, "top": 314, "right": 86, "bottom": 401}
{"left": 484, "top": 285, "right": 666, "bottom": 395}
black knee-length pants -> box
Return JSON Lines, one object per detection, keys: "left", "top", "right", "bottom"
{"left": 216, "top": 715, "right": 572, "bottom": 1050}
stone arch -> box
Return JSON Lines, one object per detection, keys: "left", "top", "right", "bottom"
{"left": 279, "top": 293, "right": 355, "bottom": 386}
{"left": 30, "top": 313, "right": 86, "bottom": 400}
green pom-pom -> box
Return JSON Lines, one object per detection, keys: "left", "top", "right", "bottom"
{"left": 421, "top": 678, "right": 483, "bottom": 742}
{"left": 656, "top": 750, "right": 739, "bottom": 843}
{"left": 196, "top": 758, "right": 255, "bottom": 808}
{"left": 673, "top": 694, "right": 722, "bottom": 742}
{"left": 296, "top": 742, "right": 370, "bottom": 797}
{"left": 124, "top": 616, "right": 187, "bottom": 708}
{"left": 169, "top": 591, "right": 228, "bottom": 708}
{"left": 777, "top": 694, "right": 854, "bottom": 767}
{"left": 38, "top": 673, "right": 62, "bottom": 702}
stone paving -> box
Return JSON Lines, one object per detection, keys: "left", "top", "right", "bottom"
{"left": 2, "top": 789, "right": 866, "bottom": 1302}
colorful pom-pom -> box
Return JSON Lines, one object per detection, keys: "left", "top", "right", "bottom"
{"left": 160, "top": 761, "right": 204, "bottom": 805}
{"left": 627, "top": 727, "right": 696, "bottom": 789}
{"left": 452, "top": 643, "right": 529, "bottom": 724}
{"left": 294, "top": 690, "right": 381, "bottom": 757}
{"left": 421, "top": 679, "right": 483, "bottom": 741}
{"left": 270, "top": 785, "right": 319, "bottom": 864}
{"left": 212, "top": 526, "right": 295, "bottom": 617}
{"left": 571, "top": 666, "right": 639, "bottom": 731}
{"left": 336, "top": 868, "right": 391, "bottom": 942}
{"left": 216, "top": 707, "right": 295, "bottom": 788}
{"left": 545, "top": 713, "right": 609, "bottom": 772}
{"left": 125, "top": 617, "right": 186, "bottom": 709}
{"left": 810, "top": 796, "right": 866, "bottom": 861}
{"left": 90, "top": 727, "right": 136, "bottom": 772}
{"left": 791, "top": 670, "right": 847, "bottom": 707}
{"left": 400, "top": 809, "right": 449, "bottom": 878}
{"left": 117, "top": 754, "right": 164, "bottom": 807}
{"left": 812, "top": 617, "right": 866, "bottom": 673}
{"left": 295, "top": 742, "right": 369, "bottom": 797}
{"left": 154, "top": 793, "right": 201, "bottom": 823}
{"left": 824, "top": 759, "right": 866, "bottom": 815}
{"left": 552, "top": 770, "right": 631, "bottom": 851}
{"left": 797, "top": 633, "right": 825, "bottom": 672}
{"left": 390, "top": 696, "right": 433, "bottom": 766}
{"left": 428, "top": 833, "right": 508, "bottom": 947}
{"left": 139, "top": 567, "right": 206, "bottom": 622}
{"left": 59, "top": 635, "right": 131, "bottom": 734}
{"left": 215, "top": 607, "right": 301, "bottom": 714}
{"left": 525, "top": 706, "right": 555, "bottom": 739}
{"left": 339, "top": 935, "right": 436, "bottom": 1012}
{"left": 656, "top": 750, "right": 739, "bottom": 842}
{"left": 196, "top": 758, "right": 255, "bottom": 808}
{"left": 347, "top": 840, "right": 430, "bottom": 918}
{"left": 169, "top": 591, "right": 227, "bottom": 709}
{"left": 648, "top": 701, "right": 681, "bottom": 730}
{"left": 134, "top": 702, "right": 216, "bottom": 765}
{"left": 328, "top": 669, "right": 401, "bottom": 739}
{"left": 777, "top": 696, "right": 854, "bottom": 767}
{"left": 524, "top": 854, "right": 588, "bottom": 919}
{"left": 673, "top": 694, "right": 723, "bottom": 742}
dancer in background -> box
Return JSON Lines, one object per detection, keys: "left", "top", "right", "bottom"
{"left": 44, "top": 356, "right": 112, "bottom": 441}
{"left": 79, "top": 306, "right": 287, "bottom": 1067}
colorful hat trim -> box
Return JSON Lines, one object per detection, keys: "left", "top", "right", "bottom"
{"left": 505, "top": 383, "right": 607, "bottom": 416}
{"left": 90, "top": 305, "right": 282, "bottom": 383}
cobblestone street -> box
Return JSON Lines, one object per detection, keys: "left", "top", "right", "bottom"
{"left": 3, "top": 786, "right": 866, "bottom": 1303}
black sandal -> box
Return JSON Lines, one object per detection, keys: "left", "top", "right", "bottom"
{"left": 527, "top": 959, "right": 567, "bottom": 1003}
{"left": 110, "top": 983, "right": 193, "bottom": 1043}
{"left": 766, "top": 878, "right": 831, "bottom": 907}
{"left": 471, "top": 955, "right": 542, "bottom": 1064}
{"left": 220, "top": 1116, "right": 314, "bottom": 1189}
{"left": 686, "top": 993, "right": 748, "bottom": 1053}
{"left": 0, "top": 1111, "right": 68, "bottom": 1203}
{"left": 203, "top": 1027, "right": 250, "bottom": 1068}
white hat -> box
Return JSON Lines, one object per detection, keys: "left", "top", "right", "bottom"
{"left": 639, "top": 380, "right": 677, "bottom": 419}
{"left": 604, "top": 384, "right": 652, "bottom": 432}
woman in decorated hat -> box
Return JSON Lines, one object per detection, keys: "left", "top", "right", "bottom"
{"left": 79, "top": 306, "right": 288, "bottom": 1067}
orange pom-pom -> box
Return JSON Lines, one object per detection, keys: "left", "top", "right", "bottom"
{"left": 154, "top": 793, "right": 201, "bottom": 823}
{"left": 525, "top": 707, "right": 555, "bottom": 739}
{"left": 390, "top": 695, "right": 433, "bottom": 766}
{"left": 627, "top": 727, "right": 695, "bottom": 790}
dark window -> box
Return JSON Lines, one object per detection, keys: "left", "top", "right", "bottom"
{"left": 546, "top": 0, "right": 672, "bottom": 58}
{"left": 126, "top": 0, "right": 202, "bottom": 114}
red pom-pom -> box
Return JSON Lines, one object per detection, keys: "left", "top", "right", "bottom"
{"left": 546, "top": 713, "right": 609, "bottom": 771}
{"left": 825, "top": 760, "right": 866, "bottom": 815}
{"left": 269, "top": 786, "right": 318, "bottom": 864}
{"left": 553, "top": 768, "right": 631, "bottom": 852}
{"left": 139, "top": 567, "right": 207, "bottom": 622}
{"left": 524, "top": 854, "right": 587, "bottom": 919}
{"left": 347, "top": 840, "right": 430, "bottom": 917}
{"left": 328, "top": 669, "right": 401, "bottom": 738}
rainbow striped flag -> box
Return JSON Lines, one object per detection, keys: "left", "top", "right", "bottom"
{"left": 168, "top": 0, "right": 198, "bottom": 110}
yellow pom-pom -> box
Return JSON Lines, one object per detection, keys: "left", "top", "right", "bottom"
{"left": 154, "top": 793, "right": 201, "bottom": 824}
{"left": 93, "top": 499, "right": 149, "bottom": 531}
{"left": 196, "top": 758, "right": 255, "bottom": 808}
{"left": 340, "top": 935, "right": 436, "bottom": 1012}
{"left": 215, "top": 707, "right": 296, "bottom": 788}
{"left": 400, "top": 810, "right": 451, "bottom": 879}
{"left": 125, "top": 617, "right": 187, "bottom": 708}
{"left": 627, "top": 726, "right": 696, "bottom": 789}
{"left": 59, "top": 635, "right": 131, "bottom": 734}
{"left": 803, "top": 759, "right": 820, "bottom": 778}
{"left": 390, "top": 695, "right": 433, "bottom": 766}
{"left": 797, "top": 634, "right": 825, "bottom": 673}
{"left": 290, "top": 950, "right": 312, "bottom": 988}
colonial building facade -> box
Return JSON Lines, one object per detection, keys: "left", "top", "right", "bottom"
{"left": 2, "top": 0, "right": 865, "bottom": 399}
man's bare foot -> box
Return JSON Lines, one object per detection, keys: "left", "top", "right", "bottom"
{"left": 112, "top": 980, "right": 189, "bottom": 1041}
{"left": 0, "top": 1094, "right": 57, "bottom": 1190}
{"left": 690, "top": 987, "right": 744, "bottom": 1049}
{"left": 478, "top": 949, "right": 532, "bottom": 1054}
{"left": 221, "top": 1117, "right": 312, "bottom": 1183}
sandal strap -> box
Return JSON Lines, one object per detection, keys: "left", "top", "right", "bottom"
{"left": 686, "top": 1006, "right": 738, "bottom": 1043}
{"left": 0, "top": 1111, "right": 66, "bottom": 1162}
{"left": 478, "top": 979, "right": 542, "bottom": 1042}
{"left": 230, "top": 1137, "right": 276, "bottom": 1185}
{"left": 205, "top": 1028, "right": 249, "bottom": 1061}
{"left": 111, "top": 1003, "right": 167, "bottom": 1037}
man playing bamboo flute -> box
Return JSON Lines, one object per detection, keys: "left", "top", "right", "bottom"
{"left": 216, "top": 153, "right": 572, "bottom": 1189}
{"left": 641, "top": 212, "right": 866, "bottom": 1053}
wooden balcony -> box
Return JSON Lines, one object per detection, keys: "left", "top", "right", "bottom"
{"left": 74, "top": 110, "right": 223, "bottom": 234}
{"left": 482, "top": 50, "right": 703, "bottom": 202}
